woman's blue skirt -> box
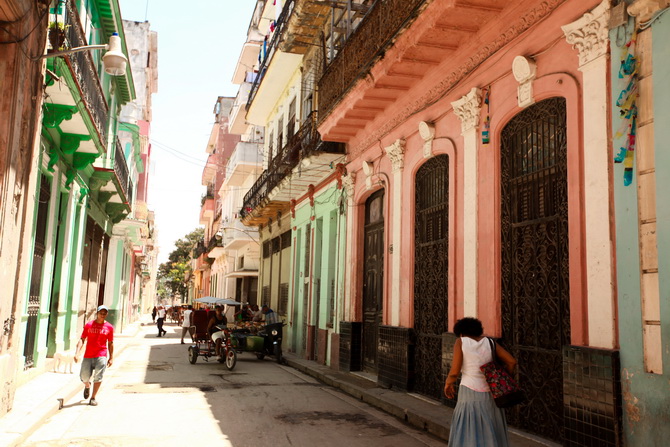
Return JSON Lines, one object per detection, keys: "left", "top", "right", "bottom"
{"left": 448, "top": 386, "right": 509, "bottom": 447}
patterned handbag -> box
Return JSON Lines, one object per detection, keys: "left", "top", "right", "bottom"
{"left": 480, "top": 338, "right": 525, "bottom": 408}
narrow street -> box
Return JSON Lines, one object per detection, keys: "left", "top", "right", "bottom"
{"left": 23, "top": 322, "right": 446, "bottom": 447}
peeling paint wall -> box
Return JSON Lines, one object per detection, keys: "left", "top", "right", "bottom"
{"left": 612, "top": 12, "right": 670, "bottom": 446}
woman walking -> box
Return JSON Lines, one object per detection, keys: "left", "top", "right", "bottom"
{"left": 444, "top": 317, "right": 517, "bottom": 447}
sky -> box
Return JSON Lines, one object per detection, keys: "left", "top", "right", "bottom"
{"left": 118, "top": 0, "right": 256, "bottom": 265}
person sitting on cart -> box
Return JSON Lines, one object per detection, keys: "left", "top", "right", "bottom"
{"left": 207, "top": 305, "right": 228, "bottom": 362}
{"left": 262, "top": 305, "right": 279, "bottom": 325}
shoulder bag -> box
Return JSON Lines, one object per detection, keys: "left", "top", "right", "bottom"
{"left": 479, "top": 337, "right": 525, "bottom": 408}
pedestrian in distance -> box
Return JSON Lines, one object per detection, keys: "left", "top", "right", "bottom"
{"left": 151, "top": 306, "right": 157, "bottom": 323}
{"left": 181, "top": 305, "right": 195, "bottom": 344}
{"left": 444, "top": 317, "right": 517, "bottom": 447}
{"left": 207, "top": 305, "right": 228, "bottom": 362}
{"left": 74, "top": 305, "right": 114, "bottom": 406}
{"left": 156, "top": 305, "right": 167, "bottom": 337}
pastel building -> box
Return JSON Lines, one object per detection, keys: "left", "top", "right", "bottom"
{"left": 239, "top": 0, "right": 347, "bottom": 362}
{"left": 611, "top": 1, "right": 670, "bottom": 445}
{"left": 315, "top": 0, "right": 622, "bottom": 445}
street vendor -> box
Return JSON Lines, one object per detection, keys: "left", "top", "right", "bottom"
{"left": 207, "top": 305, "right": 228, "bottom": 362}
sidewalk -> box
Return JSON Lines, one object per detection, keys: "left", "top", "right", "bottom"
{"left": 0, "top": 318, "right": 145, "bottom": 447}
{"left": 284, "top": 354, "right": 560, "bottom": 447}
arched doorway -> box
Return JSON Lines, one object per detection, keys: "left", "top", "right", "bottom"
{"left": 413, "top": 155, "right": 449, "bottom": 399}
{"left": 500, "top": 97, "right": 570, "bottom": 441}
{"left": 362, "top": 189, "right": 385, "bottom": 372}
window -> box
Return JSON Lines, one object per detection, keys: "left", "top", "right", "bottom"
{"left": 287, "top": 98, "right": 296, "bottom": 141}
{"left": 277, "top": 116, "right": 284, "bottom": 157}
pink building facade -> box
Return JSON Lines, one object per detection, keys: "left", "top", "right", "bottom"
{"left": 319, "top": 0, "right": 620, "bottom": 444}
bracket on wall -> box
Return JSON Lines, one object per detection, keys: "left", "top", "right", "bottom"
{"left": 419, "top": 121, "right": 435, "bottom": 158}
{"left": 512, "top": 56, "right": 537, "bottom": 108}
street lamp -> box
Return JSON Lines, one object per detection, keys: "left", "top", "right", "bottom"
{"left": 40, "top": 32, "right": 128, "bottom": 76}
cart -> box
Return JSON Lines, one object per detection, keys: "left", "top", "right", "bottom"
{"left": 187, "top": 310, "right": 237, "bottom": 370}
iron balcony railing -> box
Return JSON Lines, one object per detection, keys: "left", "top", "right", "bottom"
{"left": 193, "top": 239, "right": 206, "bottom": 258}
{"left": 317, "top": 0, "right": 426, "bottom": 121}
{"left": 114, "top": 138, "right": 132, "bottom": 205}
{"left": 246, "top": 0, "right": 295, "bottom": 108}
{"left": 240, "top": 111, "right": 344, "bottom": 218}
{"left": 206, "top": 235, "right": 223, "bottom": 253}
{"left": 63, "top": 1, "right": 109, "bottom": 147}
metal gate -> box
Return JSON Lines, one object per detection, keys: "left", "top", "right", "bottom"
{"left": 362, "top": 190, "right": 384, "bottom": 371}
{"left": 500, "top": 97, "right": 570, "bottom": 441}
{"left": 23, "top": 174, "right": 50, "bottom": 369}
{"left": 413, "top": 155, "right": 449, "bottom": 399}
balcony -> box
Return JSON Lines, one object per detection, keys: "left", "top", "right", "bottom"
{"left": 114, "top": 138, "right": 132, "bottom": 206}
{"left": 229, "top": 82, "right": 252, "bottom": 135}
{"left": 317, "top": 0, "right": 427, "bottom": 125}
{"left": 223, "top": 219, "right": 259, "bottom": 252}
{"left": 206, "top": 235, "right": 224, "bottom": 259}
{"left": 317, "top": 0, "right": 515, "bottom": 144}
{"left": 240, "top": 111, "right": 345, "bottom": 226}
{"left": 43, "top": 1, "right": 109, "bottom": 154}
{"left": 245, "top": 0, "right": 302, "bottom": 124}
{"left": 223, "top": 141, "right": 263, "bottom": 187}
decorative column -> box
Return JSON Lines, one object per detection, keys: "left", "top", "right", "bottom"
{"left": 452, "top": 88, "right": 482, "bottom": 318}
{"left": 54, "top": 185, "right": 79, "bottom": 350}
{"left": 342, "top": 173, "right": 356, "bottom": 322}
{"left": 562, "top": 0, "right": 615, "bottom": 348}
{"left": 67, "top": 185, "right": 88, "bottom": 337}
{"left": 385, "top": 139, "right": 405, "bottom": 327}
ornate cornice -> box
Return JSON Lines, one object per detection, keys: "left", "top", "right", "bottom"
{"left": 628, "top": 0, "right": 670, "bottom": 22}
{"left": 562, "top": 0, "right": 610, "bottom": 68}
{"left": 351, "top": 0, "right": 567, "bottom": 157}
{"left": 451, "top": 88, "right": 482, "bottom": 135}
{"left": 385, "top": 139, "right": 406, "bottom": 172}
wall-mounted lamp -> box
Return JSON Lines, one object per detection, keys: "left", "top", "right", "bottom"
{"left": 40, "top": 32, "right": 128, "bottom": 76}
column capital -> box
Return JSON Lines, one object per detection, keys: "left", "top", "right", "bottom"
{"left": 451, "top": 88, "right": 482, "bottom": 135}
{"left": 385, "top": 139, "right": 406, "bottom": 172}
{"left": 342, "top": 172, "right": 356, "bottom": 200}
{"left": 562, "top": 0, "right": 610, "bottom": 68}
{"left": 628, "top": 0, "right": 670, "bottom": 22}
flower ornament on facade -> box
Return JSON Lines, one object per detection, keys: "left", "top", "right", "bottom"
{"left": 418, "top": 121, "right": 435, "bottom": 159}
{"left": 451, "top": 87, "right": 482, "bottom": 135}
{"left": 561, "top": 0, "right": 610, "bottom": 68}
{"left": 385, "top": 139, "right": 406, "bottom": 172}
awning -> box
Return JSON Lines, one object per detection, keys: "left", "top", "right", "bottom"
{"left": 223, "top": 270, "right": 259, "bottom": 279}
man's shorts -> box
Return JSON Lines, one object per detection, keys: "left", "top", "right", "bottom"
{"left": 211, "top": 331, "right": 224, "bottom": 342}
{"left": 80, "top": 357, "right": 107, "bottom": 383}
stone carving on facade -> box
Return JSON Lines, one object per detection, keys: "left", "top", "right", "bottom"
{"left": 351, "top": 0, "right": 566, "bottom": 158}
{"left": 418, "top": 121, "right": 435, "bottom": 158}
{"left": 512, "top": 56, "right": 537, "bottom": 108}
{"left": 342, "top": 172, "right": 356, "bottom": 200}
{"left": 562, "top": 0, "right": 611, "bottom": 68}
{"left": 385, "top": 139, "right": 406, "bottom": 173}
{"left": 628, "top": 0, "right": 670, "bottom": 22}
{"left": 451, "top": 88, "right": 482, "bottom": 135}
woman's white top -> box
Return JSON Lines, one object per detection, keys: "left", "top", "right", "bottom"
{"left": 459, "top": 336, "right": 493, "bottom": 392}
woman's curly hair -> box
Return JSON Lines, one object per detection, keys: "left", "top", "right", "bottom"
{"left": 453, "top": 317, "right": 483, "bottom": 337}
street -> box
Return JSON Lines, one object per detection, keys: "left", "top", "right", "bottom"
{"left": 23, "top": 323, "right": 446, "bottom": 447}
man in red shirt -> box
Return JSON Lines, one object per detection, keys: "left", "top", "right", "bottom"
{"left": 74, "top": 305, "right": 114, "bottom": 406}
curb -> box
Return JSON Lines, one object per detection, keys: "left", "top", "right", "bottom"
{"left": 284, "top": 357, "right": 452, "bottom": 442}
